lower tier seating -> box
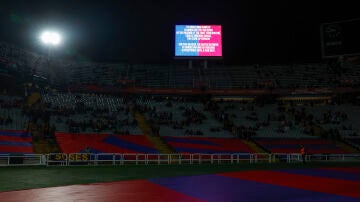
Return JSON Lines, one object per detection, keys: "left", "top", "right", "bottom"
{"left": 253, "top": 137, "right": 349, "bottom": 154}
{"left": 55, "top": 132, "right": 158, "bottom": 154}
{"left": 0, "top": 130, "right": 33, "bottom": 154}
{"left": 346, "top": 138, "right": 360, "bottom": 149}
{"left": 163, "top": 136, "right": 255, "bottom": 154}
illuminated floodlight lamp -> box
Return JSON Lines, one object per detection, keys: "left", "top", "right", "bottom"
{"left": 40, "top": 31, "right": 62, "bottom": 46}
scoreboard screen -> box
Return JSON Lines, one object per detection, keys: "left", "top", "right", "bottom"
{"left": 175, "top": 25, "right": 222, "bottom": 57}
{"left": 321, "top": 19, "right": 360, "bottom": 57}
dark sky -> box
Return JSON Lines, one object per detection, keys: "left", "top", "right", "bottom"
{"left": 0, "top": 0, "right": 359, "bottom": 65}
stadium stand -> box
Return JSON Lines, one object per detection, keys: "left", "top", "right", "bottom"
{"left": 42, "top": 93, "right": 141, "bottom": 134}
{"left": 0, "top": 95, "right": 28, "bottom": 131}
{"left": 1, "top": 42, "right": 360, "bottom": 156}
{"left": 2, "top": 42, "right": 360, "bottom": 89}
{"left": 163, "top": 136, "right": 255, "bottom": 154}
{"left": 55, "top": 132, "right": 158, "bottom": 154}
{"left": 0, "top": 130, "right": 33, "bottom": 154}
{"left": 1, "top": 86, "right": 359, "bottom": 156}
{"left": 218, "top": 102, "right": 312, "bottom": 138}
{"left": 64, "top": 62, "right": 360, "bottom": 89}
{"left": 346, "top": 138, "right": 360, "bottom": 149}
{"left": 136, "top": 97, "right": 233, "bottom": 138}
{"left": 253, "top": 137, "right": 349, "bottom": 154}
{"left": 36, "top": 91, "right": 360, "bottom": 155}
{"left": 291, "top": 103, "right": 360, "bottom": 139}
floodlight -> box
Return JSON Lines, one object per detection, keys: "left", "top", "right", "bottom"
{"left": 40, "top": 31, "right": 61, "bottom": 46}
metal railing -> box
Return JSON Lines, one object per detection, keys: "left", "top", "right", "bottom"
{"left": 0, "top": 154, "right": 44, "bottom": 166}
{"left": 1, "top": 153, "right": 360, "bottom": 166}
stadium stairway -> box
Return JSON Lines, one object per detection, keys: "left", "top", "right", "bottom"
{"left": 27, "top": 92, "right": 60, "bottom": 153}
{"left": 27, "top": 92, "right": 41, "bottom": 107}
{"left": 335, "top": 140, "right": 360, "bottom": 154}
{"left": 241, "top": 139, "right": 279, "bottom": 162}
{"left": 242, "top": 139, "right": 269, "bottom": 153}
{"left": 310, "top": 125, "right": 359, "bottom": 154}
{"left": 27, "top": 92, "right": 46, "bottom": 111}
{"left": 134, "top": 111, "right": 176, "bottom": 154}
{"left": 31, "top": 123, "right": 60, "bottom": 153}
{"left": 33, "top": 137, "right": 61, "bottom": 154}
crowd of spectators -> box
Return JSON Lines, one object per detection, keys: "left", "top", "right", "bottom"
{"left": 65, "top": 116, "right": 136, "bottom": 134}
{"left": 0, "top": 96, "right": 25, "bottom": 129}
{"left": 0, "top": 99, "right": 22, "bottom": 109}
{"left": 135, "top": 98, "right": 210, "bottom": 136}
{"left": 0, "top": 116, "right": 13, "bottom": 127}
{"left": 252, "top": 62, "right": 360, "bottom": 89}
{"left": 287, "top": 102, "right": 360, "bottom": 139}
{"left": 2, "top": 89, "right": 360, "bottom": 144}
{"left": 47, "top": 103, "right": 137, "bottom": 134}
{"left": 205, "top": 100, "right": 260, "bottom": 139}
{"left": 132, "top": 94, "right": 360, "bottom": 140}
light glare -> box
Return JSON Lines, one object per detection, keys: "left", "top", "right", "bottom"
{"left": 40, "top": 31, "right": 61, "bottom": 46}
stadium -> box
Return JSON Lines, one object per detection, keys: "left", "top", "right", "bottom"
{"left": 1, "top": 1, "right": 360, "bottom": 201}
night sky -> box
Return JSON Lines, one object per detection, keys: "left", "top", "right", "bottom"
{"left": 0, "top": 0, "right": 358, "bottom": 65}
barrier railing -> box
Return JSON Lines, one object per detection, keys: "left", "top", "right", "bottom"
{"left": 307, "top": 153, "right": 360, "bottom": 162}
{"left": 1, "top": 153, "right": 360, "bottom": 166}
{"left": 0, "top": 154, "right": 44, "bottom": 166}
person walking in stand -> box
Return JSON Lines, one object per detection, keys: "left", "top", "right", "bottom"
{"left": 300, "top": 144, "right": 306, "bottom": 163}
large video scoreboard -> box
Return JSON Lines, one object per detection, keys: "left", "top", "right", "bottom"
{"left": 175, "top": 25, "right": 222, "bottom": 57}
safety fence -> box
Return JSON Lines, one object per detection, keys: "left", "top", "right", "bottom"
{"left": 0, "top": 154, "right": 44, "bottom": 166}
{"left": 0, "top": 153, "right": 360, "bottom": 166}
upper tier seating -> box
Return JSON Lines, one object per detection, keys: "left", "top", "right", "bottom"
{"left": 67, "top": 62, "right": 360, "bottom": 89}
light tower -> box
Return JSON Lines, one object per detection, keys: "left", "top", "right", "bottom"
{"left": 39, "top": 31, "right": 62, "bottom": 85}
